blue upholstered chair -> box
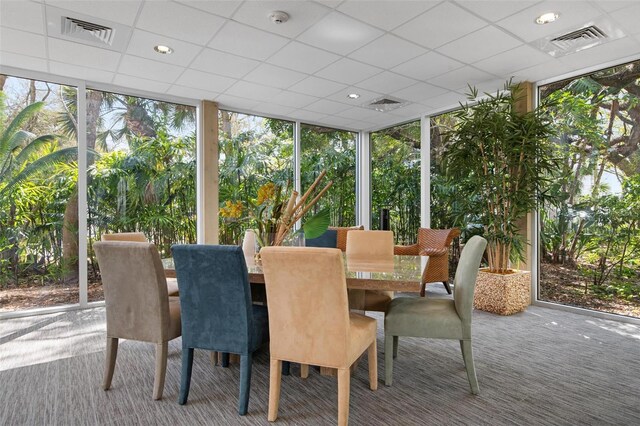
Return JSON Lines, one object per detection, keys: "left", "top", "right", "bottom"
{"left": 171, "top": 244, "right": 269, "bottom": 415}
{"left": 305, "top": 229, "right": 338, "bottom": 248}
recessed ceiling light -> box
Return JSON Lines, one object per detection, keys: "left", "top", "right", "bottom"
{"left": 347, "top": 93, "right": 360, "bottom": 99}
{"left": 536, "top": 12, "right": 559, "bottom": 25}
{"left": 154, "top": 44, "right": 173, "bottom": 54}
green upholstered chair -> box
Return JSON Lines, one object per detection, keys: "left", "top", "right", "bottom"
{"left": 384, "top": 235, "right": 488, "bottom": 394}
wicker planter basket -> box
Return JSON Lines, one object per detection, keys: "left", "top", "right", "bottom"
{"left": 473, "top": 269, "right": 531, "bottom": 315}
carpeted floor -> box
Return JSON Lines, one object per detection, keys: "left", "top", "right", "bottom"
{"left": 1, "top": 286, "right": 639, "bottom": 426}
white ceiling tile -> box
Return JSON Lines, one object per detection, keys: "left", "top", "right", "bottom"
{"left": 288, "top": 75, "right": 347, "bottom": 97}
{"left": 167, "top": 84, "right": 218, "bottom": 101}
{"left": 118, "top": 55, "right": 184, "bottom": 83}
{"left": 326, "top": 86, "right": 382, "bottom": 105}
{"left": 297, "top": 11, "right": 384, "bottom": 55}
{"left": 46, "top": 0, "right": 141, "bottom": 26}
{"left": 423, "top": 90, "right": 468, "bottom": 110}
{"left": 393, "top": 2, "right": 487, "bottom": 49}
{"left": 510, "top": 58, "right": 572, "bottom": 82}
{"left": 312, "top": 0, "right": 343, "bottom": 9}
{"left": 49, "top": 61, "right": 114, "bottom": 83}
{"left": 339, "top": 106, "right": 388, "bottom": 121}
{"left": 175, "top": 69, "right": 236, "bottom": 93}
{"left": 224, "top": 81, "right": 282, "bottom": 102}
{"left": 387, "top": 102, "right": 428, "bottom": 118}
{"left": 496, "top": 1, "right": 602, "bottom": 43}
{"left": 350, "top": 34, "right": 427, "bottom": 69}
{"left": 49, "top": 38, "right": 121, "bottom": 71}
{"left": 593, "top": 1, "right": 638, "bottom": 13}
{"left": 474, "top": 45, "right": 552, "bottom": 76}
{"left": 190, "top": 48, "right": 259, "bottom": 78}
{"left": 136, "top": 1, "right": 225, "bottom": 45}
{"left": 243, "top": 63, "right": 307, "bottom": 89}
{"left": 610, "top": 3, "right": 640, "bottom": 36}
{"left": 304, "top": 98, "right": 352, "bottom": 114}
{"left": 355, "top": 71, "right": 417, "bottom": 94}
{"left": 316, "top": 115, "right": 360, "bottom": 129}
{"left": 288, "top": 109, "right": 328, "bottom": 122}
{"left": 174, "top": 0, "right": 241, "bottom": 18}
{"left": 232, "top": 1, "right": 331, "bottom": 38}
{"left": 252, "top": 102, "right": 297, "bottom": 118}
{"left": 392, "top": 51, "right": 465, "bottom": 81}
{"left": 437, "top": 26, "right": 522, "bottom": 64}
{"left": 113, "top": 74, "right": 171, "bottom": 94}
{"left": 0, "top": 28, "right": 46, "bottom": 58}
{"left": 0, "top": 52, "right": 48, "bottom": 73}
{"left": 393, "top": 82, "right": 448, "bottom": 103}
{"left": 315, "top": 58, "right": 381, "bottom": 85}
{"left": 558, "top": 36, "right": 640, "bottom": 70}
{"left": 0, "top": 0, "right": 44, "bottom": 34}
{"left": 208, "top": 21, "right": 289, "bottom": 61}
{"left": 215, "top": 93, "right": 261, "bottom": 111}
{"left": 271, "top": 91, "right": 319, "bottom": 109}
{"left": 267, "top": 41, "right": 340, "bottom": 74}
{"left": 428, "top": 66, "right": 496, "bottom": 90}
{"left": 337, "top": 1, "right": 438, "bottom": 31}
{"left": 455, "top": 0, "right": 539, "bottom": 22}
{"left": 459, "top": 78, "right": 509, "bottom": 95}
{"left": 126, "top": 30, "right": 201, "bottom": 65}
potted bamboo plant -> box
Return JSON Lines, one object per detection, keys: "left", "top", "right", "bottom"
{"left": 444, "top": 81, "right": 557, "bottom": 314}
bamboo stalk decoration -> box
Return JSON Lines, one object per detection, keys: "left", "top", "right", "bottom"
{"left": 273, "top": 171, "right": 333, "bottom": 246}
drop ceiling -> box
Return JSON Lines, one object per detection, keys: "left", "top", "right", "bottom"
{"left": 1, "top": 0, "right": 640, "bottom": 131}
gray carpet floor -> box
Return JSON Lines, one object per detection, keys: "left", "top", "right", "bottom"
{"left": 1, "top": 286, "right": 639, "bottom": 426}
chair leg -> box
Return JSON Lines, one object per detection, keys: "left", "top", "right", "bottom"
{"left": 209, "top": 351, "right": 217, "bottom": 366}
{"left": 238, "top": 354, "right": 252, "bottom": 415}
{"left": 393, "top": 336, "right": 399, "bottom": 359}
{"left": 337, "top": 368, "right": 350, "bottom": 426}
{"left": 102, "top": 337, "right": 118, "bottom": 391}
{"left": 384, "top": 334, "right": 394, "bottom": 386}
{"left": 153, "top": 342, "right": 168, "bottom": 400}
{"left": 460, "top": 340, "right": 479, "bottom": 395}
{"left": 367, "top": 341, "right": 378, "bottom": 391}
{"left": 300, "top": 363, "right": 309, "bottom": 379}
{"left": 459, "top": 341, "right": 467, "bottom": 369}
{"left": 443, "top": 281, "right": 452, "bottom": 294}
{"left": 282, "top": 361, "right": 290, "bottom": 376}
{"left": 221, "top": 352, "right": 230, "bottom": 368}
{"left": 179, "top": 347, "right": 194, "bottom": 405}
{"left": 268, "top": 358, "right": 282, "bottom": 422}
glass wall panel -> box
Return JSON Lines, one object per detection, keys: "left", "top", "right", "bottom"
{"left": 0, "top": 75, "right": 78, "bottom": 312}
{"left": 539, "top": 61, "right": 640, "bottom": 318}
{"left": 218, "top": 111, "right": 293, "bottom": 245}
{"left": 86, "top": 90, "right": 196, "bottom": 302}
{"left": 301, "top": 124, "right": 356, "bottom": 227}
{"left": 371, "top": 121, "right": 420, "bottom": 244}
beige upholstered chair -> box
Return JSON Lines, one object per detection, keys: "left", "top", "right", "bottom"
{"left": 93, "top": 241, "right": 181, "bottom": 400}
{"left": 261, "top": 247, "right": 377, "bottom": 426}
{"left": 100, "top": 232, "right": 178, "bottom": 297}
{"left": 329, "top": 225, "right": 364, "bottom": 252}
{"left": 346, "top": 230, "right": 394, "bottom": 313}
{"left": 394, "top": 228, "right": 461, "bottom": 296}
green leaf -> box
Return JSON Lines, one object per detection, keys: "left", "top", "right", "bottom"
{"left": 302, "top": 207, "right": 330, "bottom": 239}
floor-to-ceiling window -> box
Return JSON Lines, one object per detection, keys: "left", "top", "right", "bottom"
{"left": 539, "top": 60, "right": 640, "bottom": 318}
{"left": 370, "top": 121, "right": 420, "bottom": 244}
{"left": 218, "top": 111, "right": 293, "bottom": 245}
{"left": 0, "top": 74, "right": 78, "bottom": 312}
{"left": 301, "top": 124, "right": 356, "bottom": 227}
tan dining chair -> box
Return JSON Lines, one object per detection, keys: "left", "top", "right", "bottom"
{"left": 346, "top": 230, "right": 394, "bottom": 313}
{"left": 94, "top": 241, "right": 181, "bottom": 400}
{"left": 329, "top": 225, "right": 364, "bottom": 251}
{"left": 100, "top": 232, "right": 179, "bottom": 297}
{"left": 261, "top": 247, "right": 378, "bottom": 426}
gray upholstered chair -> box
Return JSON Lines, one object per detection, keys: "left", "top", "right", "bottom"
{"left": 93, "top": 241, "right": 181, "bottom": 400}
{"left": 384, "top": 235, "right": 488, "bottom": 394}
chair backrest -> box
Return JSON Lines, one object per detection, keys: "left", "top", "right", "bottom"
{"left": 261, "top": 247, "right": 351, "bottom": 367}
{"left": 453, "top": 235, "right": 488, "bottom": 324}
{"left": 418, "top": 228, "right": 460, "bottom": 253}
{"left": 330, "top": 225, "right": 364, "bottom": 251}
{"left": 101, "top": 232, "right": 148, "bottom": 242}
{"left": 346, "top": 230, "right": 394, "bottom": 260}
{"left": 305, "top": 229, "right": 338, "bottom": 248}
{"left": 171, "top": 244, "right": 255, "bottom": 353}
{"left": 93, "top": 241, "right": 169, "bottom": 343}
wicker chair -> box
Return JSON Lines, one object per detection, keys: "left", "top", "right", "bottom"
{"left": 329, "top": 225, "right": 364, "bottom": 252}
{"left": 394, "top": 228, "right": 461, "bottom": 296}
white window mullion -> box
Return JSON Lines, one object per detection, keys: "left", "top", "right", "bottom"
{"left": 294, "top": 121, "right": 301, "bottom": 231}
{"left": 77, "top": 82, "right": 88, "bottom": 307}
{"left": 421, "top": 115, "right": 430, "bottom": 229}
{"left": 358, "top": 131, "right": 371, "bottom": 229}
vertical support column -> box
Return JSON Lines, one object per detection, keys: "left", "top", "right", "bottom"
{"left": 198, "top": 101, "right": 219, "bottom": 244}
{"left": 358, "top": 131, "right": 371, "bottom": 229}
{"left": 293, "top": 121, "right": 301, "bottom": 231}
{"left": 420, "top": 115, "right": 430, "bottom": 229}
{"left": 77, "top": 82, "right": 88, "bottom": 307}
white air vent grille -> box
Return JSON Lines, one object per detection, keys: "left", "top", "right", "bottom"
{"left": 364, "top": 96, "right": 407, "bottom": 112}
{"left": 62, "top": 16, "right": 115, "bottom": 45}
{"left": 550, "top": 25, "right": 606, "bottom": 51}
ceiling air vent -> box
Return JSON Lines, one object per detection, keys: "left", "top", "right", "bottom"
{"left": 62, "top": 16, "right": 115, "bottom": 46}
{"left": 364, "top": 96, "right": 407, "bottom": 112}
{"left": 535, "top": 20, "right": 624, "bottom": 58}
{"left": 550, "top": 25, "right": 606, "bottom": 51}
